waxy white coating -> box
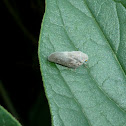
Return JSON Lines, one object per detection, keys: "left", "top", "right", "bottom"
{"left": 48, "top": 51, "right": 88, "bottom": 68}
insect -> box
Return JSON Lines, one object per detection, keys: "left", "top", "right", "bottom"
{"left": 48, "top": 51, "right": 88, "bottom": 69}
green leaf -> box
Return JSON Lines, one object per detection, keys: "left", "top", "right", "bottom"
{"left": 114, "top": 0, "right": 126, "bottom": 8}
{"left": 0, "top": 106, "right": 21, "bottom": 126}
{"left": 38, "top": 0, "right": 126, "bottom": 126}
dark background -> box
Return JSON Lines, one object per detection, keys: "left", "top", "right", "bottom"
{"left": 0, "top": 0, "right": 51, "bottom": 125}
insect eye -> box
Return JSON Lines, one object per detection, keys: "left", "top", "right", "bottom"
{"left": 84, "top": 60, "right": 88, "bottom": 63}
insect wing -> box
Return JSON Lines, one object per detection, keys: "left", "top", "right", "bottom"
{"left": 48, "top": 51, "right": 88, "bottom": 68}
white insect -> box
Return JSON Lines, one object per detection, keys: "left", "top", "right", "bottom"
{"left": 48, "top": 51, "right": 88, "bottom": 68}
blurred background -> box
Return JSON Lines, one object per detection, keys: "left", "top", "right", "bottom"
{"left": 0, "top": 0, "right": 51, "bottom": 125}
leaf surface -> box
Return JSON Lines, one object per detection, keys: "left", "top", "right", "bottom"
{"left": 0, "top": 106, "right": 21, "bottom": 126}
{"left": 38, "top": 0, "right": 126, "bottom": 125}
